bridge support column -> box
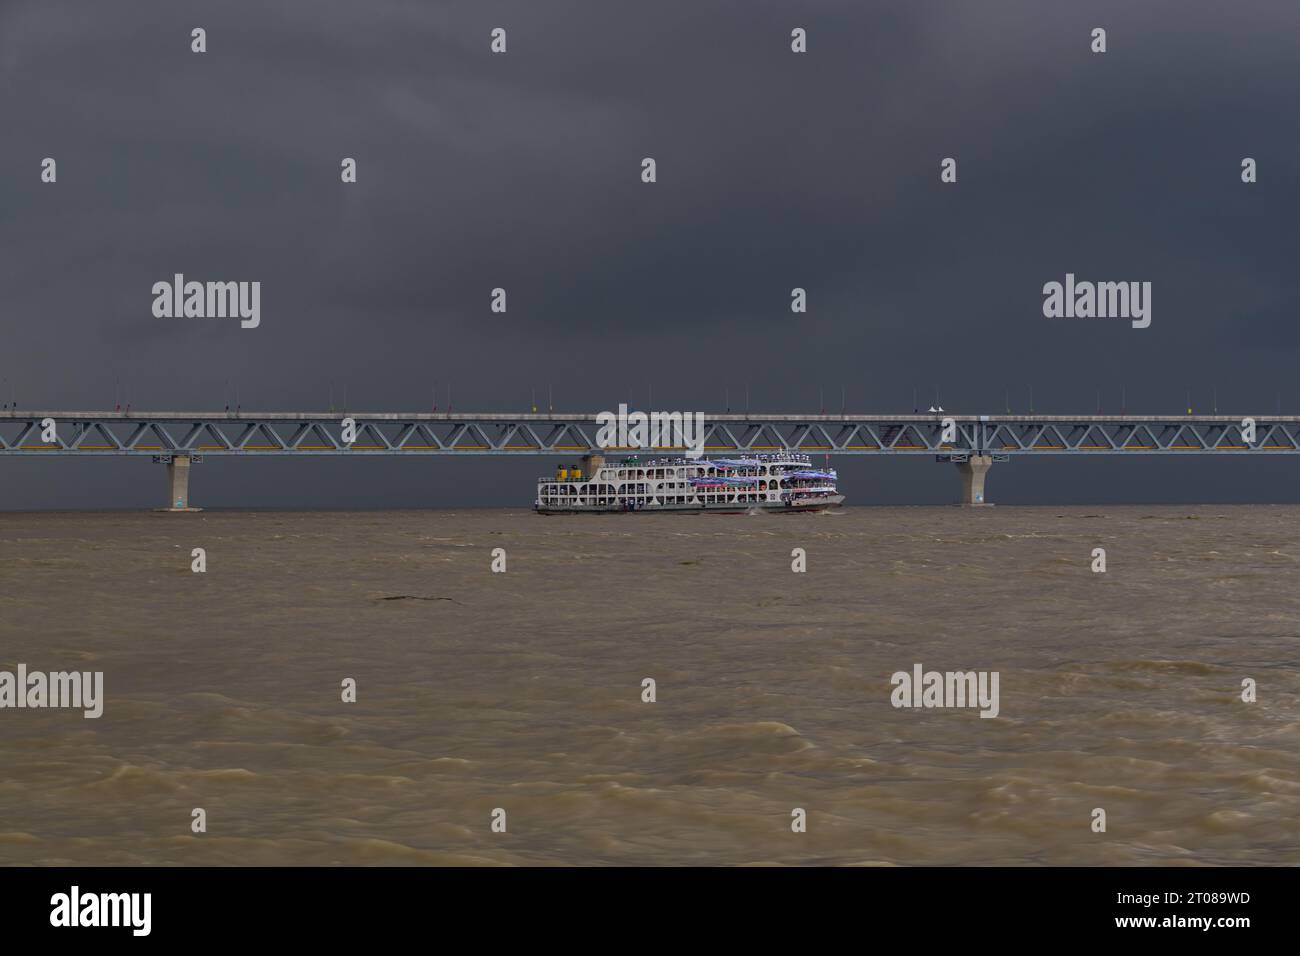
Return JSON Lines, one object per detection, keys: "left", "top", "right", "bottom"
{"left": 956, "top": 455, "right": 994, "bottom": 506}
{"left": 579, "top": 453, "right": 605, "bottom": 480}
{"left": 159, "top": 455, "right": 201, "bottom": 512}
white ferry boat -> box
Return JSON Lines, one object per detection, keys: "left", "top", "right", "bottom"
{"left": 535, "top": 453, "right": 844, "bottom": 514}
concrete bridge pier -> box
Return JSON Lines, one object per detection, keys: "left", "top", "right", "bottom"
{"left": 158, "top": 455, "right": 201, "bottom": 512}
{"left": 956, "top": 455, "right": 994, "bottom": 506}
{"left": 579, "top": 453, "right": 605, "bottom": 480}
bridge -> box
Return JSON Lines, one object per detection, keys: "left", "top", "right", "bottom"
{"left": 3, "top": 410, "right": 1298, "bottom": 509}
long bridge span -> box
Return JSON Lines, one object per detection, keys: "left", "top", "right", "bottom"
{"left": 3, "top": 410, "right": 1298, "bottom": 509}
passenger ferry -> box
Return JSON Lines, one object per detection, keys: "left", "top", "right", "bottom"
{"left": 535, "top": 453, "right": 844, "bottom": 514}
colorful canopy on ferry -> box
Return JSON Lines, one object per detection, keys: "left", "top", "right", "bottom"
{"left": 785, "top": 470, "right": 836, "bottom": 480}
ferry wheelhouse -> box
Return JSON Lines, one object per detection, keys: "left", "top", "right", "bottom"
{"left": 535, "top": 453, "right": 844, "bottom": 514}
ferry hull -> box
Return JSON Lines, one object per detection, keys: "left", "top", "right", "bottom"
{"left": 536, "top": 495, "right": 845, "bottom": 515}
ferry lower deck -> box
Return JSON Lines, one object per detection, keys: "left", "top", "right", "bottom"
{"left": 535, "top": 496, "right": 845, "bottom": 515}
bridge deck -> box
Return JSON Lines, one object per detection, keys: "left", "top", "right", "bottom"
{"left": 2, "top": 411, "right": 1297, "bottom": 456}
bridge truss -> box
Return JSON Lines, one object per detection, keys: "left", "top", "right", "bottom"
{"left": 2, "top": 412, "right": 1299, "bottom": 457}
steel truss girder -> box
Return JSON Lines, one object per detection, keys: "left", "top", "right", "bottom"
{"left": 2, "top": 413, "right": 1300, "bottom": 456}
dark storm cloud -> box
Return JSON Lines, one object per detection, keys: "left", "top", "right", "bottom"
{"left": 2, "top": 0, "right": 1299, "bottom": 507}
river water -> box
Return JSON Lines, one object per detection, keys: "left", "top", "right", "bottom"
{"left": 1, "top": 506, "right": 1297, "bottom": 865}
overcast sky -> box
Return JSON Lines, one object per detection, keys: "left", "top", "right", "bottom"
{"left": 3, "top": 0, "right": 1299, "bottom": 508}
